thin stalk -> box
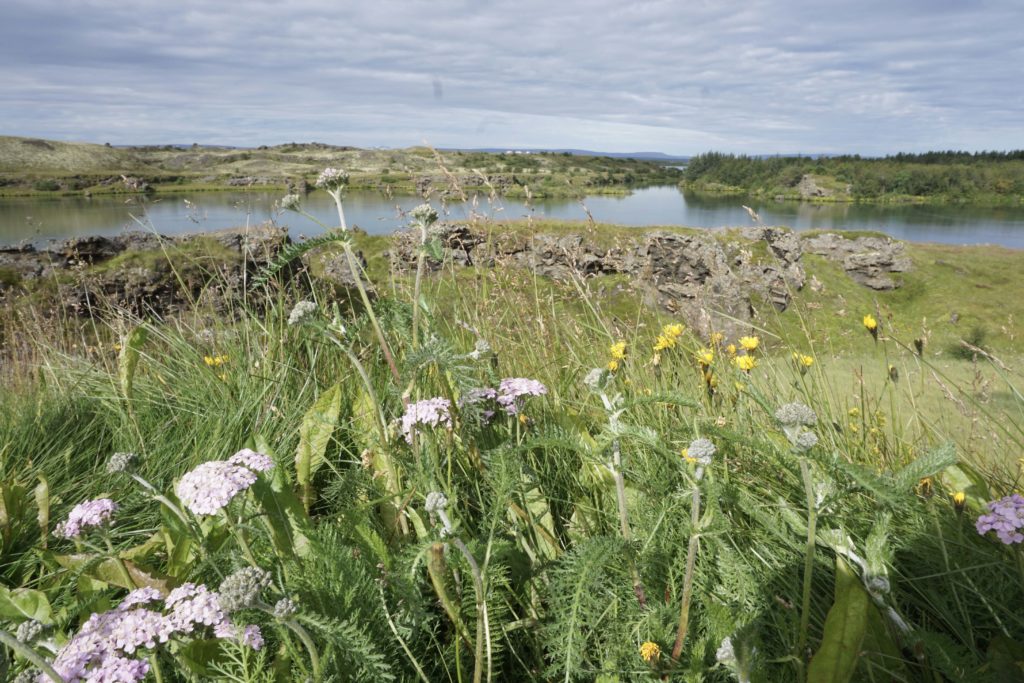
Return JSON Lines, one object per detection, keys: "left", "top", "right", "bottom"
{"left": 329, "top": 190, "right": 403, "bottom": 389}
{"left": 611, "top": 439, "right": 648, "bottom": 607}
{"left": 670, "top": 484, "right": 702, "bottom": 662}
{"left": 412, "top": 245, "right": 427, "bottom": 349}
{"left": 0, "top": 630, "right": 63, "bottom": 682}
{"left": 451, "top": 536, "right": 488, "bottom": 683}
{"left": 224, "top": 512, "right": 259, "bottom": 567}
{"left": 797, "top": 457, "right": 818, "bottom": 682}
{"left": 283, "top": 619, "right": 322, "bottom": 683}
{"left": 379, "top": 584, "right": 432, "bottom": 683}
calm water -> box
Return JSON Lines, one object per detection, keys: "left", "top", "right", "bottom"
{"left": 2, "top": 186, "right": 1023, "bottom": 248}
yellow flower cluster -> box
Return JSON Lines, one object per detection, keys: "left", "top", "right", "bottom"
{"left": 696, "top": 348, "right": 714, "bottom": 366}
{"left": 608, "top": 340, "right": 627, "bottom": 372}
{"left": 731, "top": 335, "right": 759, "bottom": 372}
{"left": 639, "top": 641, "right": 661, "bottom": 663}
{"left": 204, "top": 354, "right": 229, "bottom": 367}
{"left": 732, "top": 355, "right": 757, "bottom": 372}
{"left": 653, "top": 323, "right": 685, "bottom": 352}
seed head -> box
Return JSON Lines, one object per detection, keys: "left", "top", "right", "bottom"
{"left": 273, "top": 598, "right": 298, "bottom": 619}
{"left": 218, "top": 567, "right": 272, "bottom": 613}
{"left": 107, "top": 451, "right": 137, "bottom": 474}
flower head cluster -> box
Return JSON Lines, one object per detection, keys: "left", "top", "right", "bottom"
{"left": 176, "top": 450, "right": 271, "bottom": 516}
{"left": 16, "top": 619, "right": 44, "bottom": 644}
{"left": 401, "top": 397, "right": 453, "bottom": 444}
{"left": 976, "top": 494, "right": 1024, "bottom": 544}
{"left": 107, "top": 451, "right": 137, "bottom": 474}
{"left": 496, "top": 378, "right": 548, "bottom": 415}
{"left": 273, "top": 598, "right": 298, "bottom": 619}
{"left": 218, "top": 567, "right": 272, "bottom": 613}
{"left": 410, "top": 203, "right": 439, "bottom": 226}
{"left": 792, "top": 352, "right": 814, "bottom": 373}
{"left": 315, "top": 167, "right": 350, "bottom": 191}
{"left": 55, "top": 498, "right": 118, "bottom": 539}
{"left": 279, "top": 193, "right": 302, "bottom": 211}
{"left": 639, "top": 641, "right": 661, "bottom": 663}
{"left": 775, "top": 402, "right": 817, "bottom": 427}
{"left": 607, "top": 341, "right": 627, "bottom": 372}
{"left": 732, "top": 355, "right": 757, "bottom": 372}
{"left": 47, "top": 582, "right": 263, "bottom": 682}
{"left": 685, "top": 438, "right": 717, "bottom": 466}
{"left": 458, "top": 387, "right": 499, "bottom": 422}
{"left": 288, "top": 300, "right": 318, "bottom": 326}
{"left": 696, "top": 348, "right": 714, "bottom": 366}
{"left": 653, "top": 323, "right": 685, "bottom": 353}
{"left": 738, "top": 336, "right": 760, "bottom": 352}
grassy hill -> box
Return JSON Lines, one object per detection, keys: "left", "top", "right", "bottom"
{"left": 0, "top": 136, "right": 683, "bottom": 198}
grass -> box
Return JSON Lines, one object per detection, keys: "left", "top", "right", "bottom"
{"left": 1, "top": 193, "right": 1023, "bottom": 681}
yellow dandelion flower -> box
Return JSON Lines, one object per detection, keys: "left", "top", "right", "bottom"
{"left": 710, "top": 331, "right": 724, "bottom": 344}
{"left": 733, "top": 355, "right": 757, "bottom": 372}
{"left": 653, "top": 334, "right": 675, "bottom": 351}
{"left": 639, "top": 641, "right": 661, "bottom": 663}
{"left": 738, "top": 336, "right": 760, "bottom": 352}
{"left": 696, "top": 348, "right": 714, "bottom": 366}
{"left": 726, "top": 343, "right": 737, "bottom": 357}
{"left": 849, "top": 423, "right": 860, "bottom": 433}
{"left": 204, "top": 354, "right": 229, "bottom": 367}
{"left": 609, "top": 341, "right": 628, "bottom": 360}
{"left": 518, "top": 413, "right": 529, "bottom": 425}
{"left": 848, "top": 407, "right": 860, "bottom": 418}
{"left": 792, "top": 352, "right": 814, "bottom": 368}
{"left": 863, "top": 314, "right": 878, "bottom": 331}
{"left": 952, "top": 491, "right": 966, "bottom": 512}
{"left": 663, "top": 323, "right": 685, "bottom": 338}
{"left": 607, "top": 359, "right": 619, "bottom": 372}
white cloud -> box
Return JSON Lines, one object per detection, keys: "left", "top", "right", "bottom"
{"left": 1, "top": 0, "right": 1022, "bottom": 153}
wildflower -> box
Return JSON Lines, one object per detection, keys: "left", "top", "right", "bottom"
{"left": 687, "top": 438, "right": 716, "bottom": 466}
{"left": 237, "top": 624, "right": 264, "bottom": 650}
{"left": 400, "top": 397, "right": 452, "bottom": 443}
{"left": 218, "top": 567, "right": 272, "bottom": 613}
{"left": 607, "top": 359, "right": 620, "bottom": 372}
{"left": 410, "top": 203, "right": 439, "bottom": 226}
{"left": 726, "top": 343, "right": 737, "bottom": 357}
{"left": 775, "top": 403, "right": 818, "bottom": 428}
{"left": 733, "top": 355, "right": 757, "bottom": 372}
{"left": 976, "top": 494, "right": 1024, "bottom": 544}
{"left": 663, "top": 323, "right": 685, "bottom": 338}
{"left": 315, "top": 167, "right": 349, "bottom": 191}
{"left": 107, "top": 451, "right": 137, "bottom": 474}
{"left": 696, "top": 348, "right": 714, "bottom": 366}
{"left": 738, "top": 336, "right": 760, "bottom": 352}
{"left": 863, "top": 314, "right": 879, "bottom": 340}
{"left": 792, "top": 352, "right": 814, "bottom": 372}
{"left": 848, "top": 407, "right": 861, "bottom": 418}
{"left": 287, "top": 300, "right": 318, "bottom": 326}
{"left": 176, "top": 461, "right": 260, "bottom": 516}
{"left": 518, "top": 413, "right": 530, "bottom": 426}
{"left": 273, "top": 598, "right": 298, "bottom": 619}
{"left": 227, "top": 448, "right": 274, "bottom": 472}
{"left": 710, "top": 331, "right": 724, "bottom": 345}
{"left": 496, "top": 378, "right": 548, "bottom": 415}
{"left": 653, "top": 334, "right": 675, "bottom": 352}
{"left": 204, "top": 354, "right": 228, "bottom": 367}
{"left": 952, "top": 491, "right": 966, "bottom": 513}
{"left": 55, "top": 498, "right": 118, "bottom": 539}
{"left": 167, "top": 583, "right": 227, "bottom": 631}
{"left": 609, "top": 340, "right": 627, "bottom": 360}
{"left": 118, "top": 587, "right": 163, "bottom": 611}
{"left": 15, "top": 620, "right": 44, "bottom": 644}
{"left": 279, "top": 193, "right": 302, "bottom": 211}
{"left": 794, "top": 430, "right": 819, "bottom": 451}
{"left": 639, "top": 641, "right": 661, "bottom": 663}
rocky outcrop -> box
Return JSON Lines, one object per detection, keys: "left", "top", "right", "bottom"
{"left": 0, "top": 225, "right": 292, "bottom": 316}
{"left": 803, "top": 233, "right": 911, "bottom": 290}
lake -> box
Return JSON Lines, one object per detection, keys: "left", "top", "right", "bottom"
{"left": 2, "top": 186, "right": 1023, "bottom": 248}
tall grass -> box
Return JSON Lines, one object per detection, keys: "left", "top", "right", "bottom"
{"left": 1, "top": 177, "right": 1023, "bottom": 682}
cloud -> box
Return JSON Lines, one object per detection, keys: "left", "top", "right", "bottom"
{"left": 1, "top": 0, "right": 1022, "bottom": 153}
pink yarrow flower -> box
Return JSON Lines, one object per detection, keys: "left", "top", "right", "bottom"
{"left": 176, "top": 449, "right": 272, "bottom": 516}
{"left": 496, "top": 378, "right": 548, "bottom": 415}
{"left": 54, "top": 498, "right": 118, "bottom": 539}
{"left": 401, "top": 397, "right": 453, "bottom": 444}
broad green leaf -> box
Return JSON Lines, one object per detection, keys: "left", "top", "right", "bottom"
{"left": 942, "top": 462, "right": 991, "bottom": 513}
{"left": 295, "top": 382, "right": 342, "bottom": 511}
{"left": 118, "top": 325, "right": 147, "bottom": 400}
{"left": 807, "top": 557, "right": 870, "bottom": 683}
{"left": 0, "top": 483, "right": 29, "bottom": 544}
{"left": 0, "top": 585, "right": 52, "bottom": 623}
{"left": 54, "top": 554, "right": 173, "bottom": 593}
{"left": 251, "top": 467, "right": 312, "bottom": 558}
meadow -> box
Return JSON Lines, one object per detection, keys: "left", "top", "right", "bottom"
{"left": 1, "top": 170, "right": 1023, "bottom": 682}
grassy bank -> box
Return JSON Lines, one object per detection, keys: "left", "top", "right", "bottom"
{"left": 1, "top": 187, "right": 1023, "bottom": 681}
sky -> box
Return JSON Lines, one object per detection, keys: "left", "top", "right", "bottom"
{"left": 1, "top": 0, "right": 1022, "bottom": 155}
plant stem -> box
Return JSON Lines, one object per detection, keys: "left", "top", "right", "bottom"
{"left": 670, "top": 483, "right": 702, "bottom": 662}
{"left": 610, "top": 439, "right": 648, "bottom": 607}
{"left": 224, "top": 512, "right": 259, "bottom": 567}
{"left": 797, "top": 457, "right": 818, "bottom": 682}
{"left": 451, "top": 535, "right": 489, "bottom": 683}
{"left": 0, "top": 630, "right": 63, "bottom": 682}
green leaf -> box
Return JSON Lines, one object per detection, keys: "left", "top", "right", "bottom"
{"left": 0, "top": 585, "right": 52, "bottom": 623}
{"left": 118, "top": 325, "right": 148, "bottom": 400}
{"left": 295, "top": 382, "right": 342, "bottom": 512}
{"left": 987, "top": 635, "right": 1024, "bottom": 682}
{"left": 942, "top": 462, "right": 992, "bottom": 513}
{"left": 53, "top": 554, "right": 174, "bottom": 593}
{"left": 891, "top": 442, "right": 957, "bottom": 491}
{"left": 807, "top": 557, "right": 870, "bottom": 683}
{"left": 251, "top": 467, "right": 312, "bottom": 558}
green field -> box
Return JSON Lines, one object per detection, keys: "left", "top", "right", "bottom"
{"left": 1, "top": 189, "right": 1023, "bottom": 681}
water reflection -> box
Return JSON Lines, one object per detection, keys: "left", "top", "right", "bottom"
{"left": 1, "top": 187, "right": 1022, "bottom": 248}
